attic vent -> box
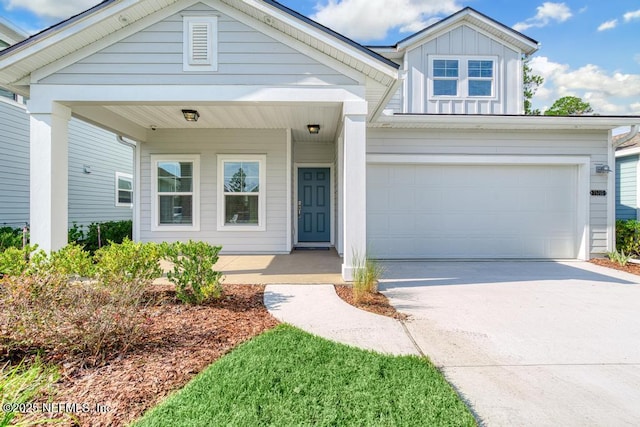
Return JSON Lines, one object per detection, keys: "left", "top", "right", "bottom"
{"left": 183, "top": 16, "right": 218, "bottom": 72}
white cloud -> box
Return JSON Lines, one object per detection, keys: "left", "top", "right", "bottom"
{"left": 624, "top": 10, "right": 640, "bottom": 22}
{"left": 597, "top": 19, "right": 618, "bottom": 31}
{"left": 513, "top": 2, "right": 572, "bottom": 32}
{"left": 311, "top": 0, "right": 460, "bottom": 42}
{"left": 529, "top": 56, "right": 640, "bottom": 114}
{"left": 3, "top": 0, "right": 96, "bottom": 20}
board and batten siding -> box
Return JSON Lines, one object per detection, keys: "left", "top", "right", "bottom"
{"left": 140, "top": 129, "right": 288, "bottom": 253}
{"left": 367, "top": 128, "right": 610, "bottom": 256}
{"left": 615, "top": 155, "right": 638, "bottom": 220}
{"left": 0, "top": 98, "right": 29, "bottom": 228}
{"left": 41, "top": 3, "right": 357, "bottom": 87}
{"left": 405, "top": 24, "right": 521, "bottom": 115}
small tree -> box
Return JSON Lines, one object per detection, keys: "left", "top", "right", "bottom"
{"left": 544, "top": 96, "right": 594, "bottom": 116}
{"left": 523, "top": 55, "right": 544, "bottom": 115}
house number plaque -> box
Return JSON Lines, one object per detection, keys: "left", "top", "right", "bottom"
{"left": 590, "top": 190, "right": 606, "bottom": 196}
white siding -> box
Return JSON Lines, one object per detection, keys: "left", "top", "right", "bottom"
{"left": 367, "top": 128, "right": 610, "bottom": 256}
{"left": 140, "top": 129, "right": 288, "bottom": 253}
{"left": 0, "top": 99, "right": 29, "bottom": 228}
{"left": 405, "top": 25, "right": 521, "bottom": 115}
{"left": 294, "top": 141, "right": 335, "bottom": 163}
{"left": 41, "top": 4, "right": 357, "bottom": 87}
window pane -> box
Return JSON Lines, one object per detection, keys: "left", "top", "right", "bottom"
{"left": 158, "top": 162, "right": 193, "bottom": 192}
{"left": 225, "top": 195, "right": 259, "bottom": 224}
{"left": 118, "top": 190, "right": 132, "bottom": 204}
{"left": 469, "top": 80, "right": 492, "bottom": 96}
{"left": 434, "top": 80, "right": 457, "bottom": 96}
{"left": 118, "top": 177, "right": 132, "bottom": 191}
{"left": 224, "top": 161, "right": 260, "bottom": 193}
{"left": 434, "top": 59, "right": 458, "bottom": 77}
{"left": 469, "top": 60, "right": 493, "bottom": 78}
{"left": 159, "top": 195, "right": 193, "bottom": 225}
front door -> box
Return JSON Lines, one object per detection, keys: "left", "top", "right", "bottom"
{"left": 297, "top": 168, "right": 330, "bottom": 243}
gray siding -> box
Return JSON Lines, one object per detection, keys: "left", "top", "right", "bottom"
{"left": 42, "top": 4, "right": 357, "bottom": 87}
{"left": 616, "top": 155, "right": 637, "bottom": 220}
{"left": 405, "top": 24, "right": 521, "bottom": 115}
{"left": 294, "top": 141, "right": 335, "bottom": 163}
{"left": 0, "top": 99, "right": 29, "bottom": 228}
{"left": 367, "top": 128, "right": 610, "bottom": 256}
{"left": 140, "top": 129, "right": 288, "bottom": 253}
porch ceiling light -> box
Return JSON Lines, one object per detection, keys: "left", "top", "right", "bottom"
{"left": 307, "top": 124, "right": 320, "bottom": 134}
{"left": 182, "top": 109, "right": 200, "bottom": 122}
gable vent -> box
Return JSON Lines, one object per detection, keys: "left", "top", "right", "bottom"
{"left": 183, "top": 16, "right": 218, "bottom": 72}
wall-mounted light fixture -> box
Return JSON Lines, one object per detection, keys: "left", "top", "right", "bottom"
{"left": 307, "top": 124, "right": 320, "bottom": 134}
{"left": 182, "top": 109, "right": 200, "bottom": 122}
{"left": 595, "top": 164, "right": 612, "bottom": 174}
{"left": 83, "top": 165, "right": 92, "bottom": 174}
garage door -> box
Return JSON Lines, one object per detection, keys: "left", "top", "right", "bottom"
{"left": 367, "top": 164, "right": 578, "bottom": 259}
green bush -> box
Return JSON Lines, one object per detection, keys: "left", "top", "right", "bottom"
{"left": 0, "top": 246, "right": 37, "bottom": 277}
{"left": 94, "top": 238, "right": 162, "bottom": 291}
{"left": 0, "top": 227, "right": 24, "bottom": 253}
{"left": 68, "top": 220, "right": 133, "bottom": 253}
{"left": 615, "top": 219, "right": 640, "bottom": 257}
{"left": 162, "top": 241, "right": 224, "bottom": 304}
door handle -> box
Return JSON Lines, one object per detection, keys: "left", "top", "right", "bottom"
{"left": 298, "top": 201, "right": 302, "bottom": 218}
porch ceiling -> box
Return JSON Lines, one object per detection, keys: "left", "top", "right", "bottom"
{"left": 80, "top": 102, "right": 343, "bottom": 142}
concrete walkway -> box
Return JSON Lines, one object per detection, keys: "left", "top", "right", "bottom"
{"left": 264, "top": 284, "right": 419, "bottom": 356}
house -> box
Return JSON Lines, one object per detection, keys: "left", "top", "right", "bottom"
{"left": 615, "top": 129, "right": 640, "bottom": 220}
{"left": 0, "top": 1, "right": 637, "bottom": 280}
{"left": 0, "top": 18, "right": 133, "bottom": 230}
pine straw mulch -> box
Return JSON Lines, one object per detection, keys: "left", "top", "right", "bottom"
{"left": 590, "top": 257, "right": 640, "bottom": 276}
{"left": 18, "top": 284, "right": 279, "bottom": 427}
{"left": 334, "top": 285, "right": 408, "bottom": 321}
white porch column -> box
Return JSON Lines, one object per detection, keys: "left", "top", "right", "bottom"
{"left": 29, "top": 102, "right": 71, "bottom": 252}
{"left": 341, "top": 100, "right": 368, "bottom": 281}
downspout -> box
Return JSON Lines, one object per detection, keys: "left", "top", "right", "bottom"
{"left": 117, "top": 135, "right": 137, "bottom": 241}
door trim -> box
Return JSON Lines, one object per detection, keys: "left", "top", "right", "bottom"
{"left": 294, "top": 163, "right": 335, "bottom": 247}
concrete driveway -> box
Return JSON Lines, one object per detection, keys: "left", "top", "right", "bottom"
{"left": 379, "top": 261, "right": 640, "bottom": 427}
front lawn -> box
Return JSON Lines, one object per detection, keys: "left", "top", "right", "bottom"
{"left": 134, "top": 324, "right": 476, "bottom": 427}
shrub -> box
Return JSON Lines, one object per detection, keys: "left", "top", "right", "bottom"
{"left": 607, "top": 250, "right": 631, "bottom": 266}
{"left": 615, "top": 219, "right": 640, "bottom": 257}
{"left": 0, "top": 227, "right": 23, "bottom": 253}
{"left": 68, "top": 220, "right": 133, "bottom": 253}
{"left": 162, "top": 241, "right": 223, "bottom": 304}
{"left": 0, "top": 246, "right": 38, "bottom": 277}
{"left": 352, "top": 252, "right": 384, "bottom": 303}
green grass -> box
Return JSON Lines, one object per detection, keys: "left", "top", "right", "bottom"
{"left": 134, "top": 324, "right": 476, "bottom": 427}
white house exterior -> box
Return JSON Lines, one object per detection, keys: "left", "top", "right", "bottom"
{"left": 0, "top": 19, "right": 133, "bottom": 230}
{"left": 0, "top": 1, "right": 637, "bottom": 280}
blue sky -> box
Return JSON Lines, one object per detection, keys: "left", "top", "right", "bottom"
{"left": 1, "top": 0, "right": 639, "bottom": 114}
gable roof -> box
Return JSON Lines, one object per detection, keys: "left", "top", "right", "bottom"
{"left": 369, "top": 7, "right": 539, "bottom": 56}
{"left": 615, "top": 131, "right": 640, "bottom": 151}
{"left": 0, "top": 18, "right": 28, "bottom": 47}
{"left": 0, "top": 0, "right": 399, "bottom": 96}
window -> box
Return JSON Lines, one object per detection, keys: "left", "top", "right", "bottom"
{"left": 151, "top": 155, "right": 200, "bottom": 231}
{"left": 183, "top": 16, "right": 218, "bottom": 72}
{"left": 433, "top": 59, "right": 459, "bottom": 96}
{"left": 217, "top": 155, "right": 266, "bottom": 231}
{"left": 115, "top": 172, "right": 133, "bottom": 207}
{"left": 468, "top": 60, "right": 494, "bottom": 97}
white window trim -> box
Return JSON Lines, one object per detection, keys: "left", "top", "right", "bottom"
{"left": 151, "top": 154, "right": 200, "bottom": 232}
{"left": 428, "top": 55, "right": 498, "bottom": 100}
{"left": 115, "top": 172, "right": 133, "bottom": 207}
{"left": 217, "top": 154, "right": 267, "bottom": 232}
{"left": 183, "top": 15, "right": 218, "bottom": 72}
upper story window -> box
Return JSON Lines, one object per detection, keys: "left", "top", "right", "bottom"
{"left": 430, "top": 57, "right": 496, "bottom": 99}
{"left": 183, "top": 16, "right": 218, "bottom": 72}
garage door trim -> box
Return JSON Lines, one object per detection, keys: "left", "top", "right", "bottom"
{"left": 367, "top": 154, "right": 590, "bottom": 260}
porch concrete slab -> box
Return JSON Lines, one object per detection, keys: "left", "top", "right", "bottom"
{"left": 264, "top": 284, "right": 419, "bottom": 356}
{"left": 380, "top": 261, "right": 640, "bottom": 426}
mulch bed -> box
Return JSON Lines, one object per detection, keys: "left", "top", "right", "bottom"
{"left": 590, "top": 258, "right": 640, "bottom": 276}
{"left": 20, "top": 284, "right": 278, "bottom": 427}
{"left": 334, "top": 285, "right": 408, "bottom": 320}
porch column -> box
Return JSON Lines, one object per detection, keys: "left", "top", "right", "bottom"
{"left": 341, "top": 100, "right": 368, "bottom": 281}
{"left": 29, "top": 102, "right": 71, "bottom": 252}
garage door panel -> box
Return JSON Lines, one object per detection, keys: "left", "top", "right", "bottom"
{"left": 367, "top": 164, "right": 578, "bottom": 259}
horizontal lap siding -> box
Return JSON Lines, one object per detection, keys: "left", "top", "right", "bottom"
{"left": 41, "top": 4, "right": 356, "bottom": 86}
{"left": 616, "top": 155, "right": 637, "bottom": 220}
{"left": 0, "top": 100, "right": 29, "bottom": 227}
{"left": 140, "top": 129, "right": 287, "bottom": 253}
{"left": 367, "top": 128, "right": 610, "bottom": 256}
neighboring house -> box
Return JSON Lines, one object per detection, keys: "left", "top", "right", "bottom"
{"left": 0, "top": 1, "right": 637, "bottom": 280}
{"left": 615, "top": 131, "right": 640, "bottom": 220}
{"left": 0, "top": 19, "right": 134, "bottom": 230}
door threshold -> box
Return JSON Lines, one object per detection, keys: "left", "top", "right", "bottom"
{"left": 294, "top": 243, "right": 332, "bottom": 250}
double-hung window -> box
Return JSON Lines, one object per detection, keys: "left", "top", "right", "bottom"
{"left": 468, "top": 60, "right": 494, "bottom": 96}
{"left": 433, "top": 59, "right": 459, "bottom": 96}
{"left": 115, "top": 172, "right": 133, "bottom": 207}
{"left": 217, "top": 155, "right": 266, "bottom": 231}
{"left": 151, "top": 155, "right": 200, "bottom": 231}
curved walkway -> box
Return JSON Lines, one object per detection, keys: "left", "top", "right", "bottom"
{"left": 264, "top": 284, "right": 420, "bottom": 356}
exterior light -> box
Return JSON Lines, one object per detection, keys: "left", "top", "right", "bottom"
{"left": 307, "top": 124, "right": 320, "bottom": 134}
{"left": 595, "top": 165, "right": 612, "bottom": 174}
{"left": 182, "top": 109, "right": 200, "bottom": 122}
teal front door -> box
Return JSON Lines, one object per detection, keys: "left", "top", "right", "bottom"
{"left": 298, "top": 168, "right": 330, "bottom": 242}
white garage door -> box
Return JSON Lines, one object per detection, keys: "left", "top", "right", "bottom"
{"left": 367, "top": 164, "right": 579, "bottom": 259}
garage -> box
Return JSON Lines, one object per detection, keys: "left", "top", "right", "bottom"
{"left": 367, "top": 162, "right": 583, "bottom": 259}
